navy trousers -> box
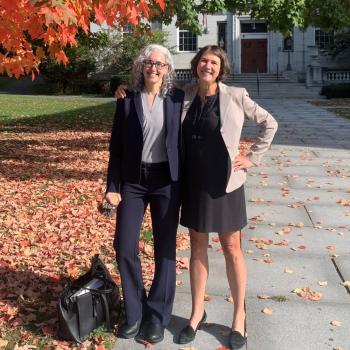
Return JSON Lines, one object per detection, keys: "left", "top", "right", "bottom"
{"left": 114, "top": 162, "right": 180, "bottom": 326}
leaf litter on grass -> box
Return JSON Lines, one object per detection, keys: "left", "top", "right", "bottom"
{"left": 0, "top": 107, "right": 254, "bottom": 348}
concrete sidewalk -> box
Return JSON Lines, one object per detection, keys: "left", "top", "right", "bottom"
{"left": 114, "top": 99, "right": 350, "bottom": 350}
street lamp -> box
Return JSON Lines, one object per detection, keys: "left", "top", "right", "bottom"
{"left": 283, "top": 36, "right": 293, "bottom": 71}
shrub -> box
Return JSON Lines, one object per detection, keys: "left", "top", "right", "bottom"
{"left": 110, "top": 75, "right": 130, "bottom": 95}
{"left": 321, "top": 83, "right": 350, "bottom": 98}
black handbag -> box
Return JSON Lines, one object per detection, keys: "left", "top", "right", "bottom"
{"left": 58, "top": 254, "right": 121, "bottom": 343}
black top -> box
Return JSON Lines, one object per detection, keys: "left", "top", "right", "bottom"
{"left": 182, "top": 92, "right": 231, "bottom": 198}
{"left": 180, "top": 92, "right": 247, "bottom": 233}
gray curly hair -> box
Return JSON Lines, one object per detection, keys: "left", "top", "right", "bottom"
{"left": 130, "top": 44, "right": 175, "bottom": 97}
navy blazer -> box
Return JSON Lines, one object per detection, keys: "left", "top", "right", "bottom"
{"left": 106, "top": 88, "right": 184, "bottom": 193}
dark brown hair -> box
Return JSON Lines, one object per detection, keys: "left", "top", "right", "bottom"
{"left": 190, "top": 45, "right": 231, "bottom": 82}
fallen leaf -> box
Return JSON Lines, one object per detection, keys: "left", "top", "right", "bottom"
{"left": 204, "top": 294, "right": 213, "bottom": 302}
{"left": 0, "top": 340, "right": 8, "bottom": 348}
{"left": 6, "top": 305, "right": 18, "bottom": 317}
{"left": 143, "top": 243, "right": 153, "bottom": 256}
{"left": 275, "top": 240, "right": 290, "bottom": 246}
{"left": 225, "top": 295, "right": 234, "bottom": 303}
{"left": 253, "top": 258, "right": 264, "bottom": 262}
{"left": 292, "top": 287, "right": 322, "bottom": 301}
{"left": 337, "top": 199, "right": 350, "bottom": 206}
{"left": 282, "top": 227, "right": 292, "bottom": 233}
{"left": 326, "top": 245, "right": 336, "bottom": 250}
{"left": 177, "top": 257, "right": 190, "bottom": 270}
{"left": 144, "top": 342, "right": 153, "bottom": 348}
{"left": 262, "top": 307, "right": 273, "bottom": 315}
{"left": 249, "top": 215, "right": 265, "bottom": 222}
{"left": 257, "top": 294, "right": 270, "bottom": 299}
{"left": 330, "top": 320, "right": 342, "bottom": 327}
{"left": 66, "top": 264, "right": 81, "bottom": 278}
{"left": 248, "top": 197, "right": 265, "bottom": 203}
{"left": 95, "top": 345, "right": 106, "bottom": 350}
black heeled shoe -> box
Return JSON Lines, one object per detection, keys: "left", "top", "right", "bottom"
{"left": 229, "top": 315, "right": 247, "bottom": 350}
{"left": 177, "top": 311, "right": 207, "bottom": 344}
{"left": 229, "top": 330, "right": 247, "bottom": 350}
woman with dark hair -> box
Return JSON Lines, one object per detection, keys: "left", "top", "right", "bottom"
{"left": 177, "top": 45, "right": 277, "bottom": 350}
{"left": 114, "top": 45, "right": 277, "bottom": 350}
{"left": 105, "top": 44, "right": 184, "bottom": 344}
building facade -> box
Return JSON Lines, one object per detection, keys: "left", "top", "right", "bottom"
{"left": 162, "top": 13, "right": 349, "bottom": 83}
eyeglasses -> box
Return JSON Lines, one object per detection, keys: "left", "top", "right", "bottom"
{"left": 143, "top": 59, "right": 168, "bottom": 69}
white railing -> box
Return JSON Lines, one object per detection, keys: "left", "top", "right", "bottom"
{"left": 176, "top": 69, "right": 193, "bottom": 81}
{"left": 323, "top": 70, "right": 350, "bottom": 83}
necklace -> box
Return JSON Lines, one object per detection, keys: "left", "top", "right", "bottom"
{"left": 191, "top": 92, "right": 218, "bottom": 141}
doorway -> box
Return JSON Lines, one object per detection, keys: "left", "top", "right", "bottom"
{"left": 241, "top": 39, "right": 267, "bottom": 73}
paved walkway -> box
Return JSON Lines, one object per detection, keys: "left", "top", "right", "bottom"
{"left": 114, "top": 99, "right": 350, "bottom": 350}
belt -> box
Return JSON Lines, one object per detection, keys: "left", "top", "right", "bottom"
{"left": 141, "top": 161, "right": 169, "bottom": 169}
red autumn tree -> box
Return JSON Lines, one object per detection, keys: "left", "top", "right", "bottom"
{"left": 0, "top": 0, "right": 165, "bottom": 79}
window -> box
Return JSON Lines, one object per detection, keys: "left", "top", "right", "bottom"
{"left": 283, "top": 36, "right": 293, "bottom": 51}
{"left": 179, "top": 30, "right": 197, "bottom": 52}
{"left": 315, "top": 29, "right": 334, "bottom": 50}
{"left": 241, "top": 22, "right": 267, "bottom": 33}
{"left": 217, "top": 22, "right": 227, "bottom": 51}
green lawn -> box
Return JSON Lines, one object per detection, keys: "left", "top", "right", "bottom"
{"left": 332, "top": 108, "right": 350, "bottom": 119}
{"left": 310, "top": 98, "right": 350, "bottom": 107}
{"left": 0, "top": 94, "right": 115, "bottom": 130}
{"left": 308, "top": 98, "right": 350, "bottom": 119}
{"left": 0, "top": 94, "right": 118, "bottom": 349}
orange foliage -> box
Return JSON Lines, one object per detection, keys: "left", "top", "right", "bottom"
{"left": 0, "top": 0, "right": 165, "bottom": 78}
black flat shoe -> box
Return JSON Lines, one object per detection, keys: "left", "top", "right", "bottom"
{"left": 229, "top": 330, "right": 247, "bottom": 350}
{"left": 144, "top": 322, "right": 165, "bottom": 343}
{"left": 134, "top": 320, "right": 149, "bottom": 342}
{"left": 177, "top": 310, "right": 207, "bottom": 344}
{"left": 118, "top": 319, "right": 142, "bottom": 339}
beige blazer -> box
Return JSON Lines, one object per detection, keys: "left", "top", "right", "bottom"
{"left": 181, "top": 82, "right": 278, "bottom": 193}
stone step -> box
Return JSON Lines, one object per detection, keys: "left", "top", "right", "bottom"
{"left": 223, "top": 74, "right": 321, "bottom": 98}
{"left": 226, "top": 79, "right": 293, "bottom": 84}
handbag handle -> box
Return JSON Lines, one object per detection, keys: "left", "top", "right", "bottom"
{"left": 100, "top": 293, "right": 111, "bottom": 331}
{"left": 80, "top": 276, "right": 115, "bottom": 294}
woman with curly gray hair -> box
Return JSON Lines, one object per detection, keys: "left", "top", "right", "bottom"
{"left": 114, "top": 45, "right": 277, "bottom": 350}
{"left": 105, "top": 44, "right": 184, "bottom": 344}
{"left": 130, "top": 44, "right": 176, "bottom": 96}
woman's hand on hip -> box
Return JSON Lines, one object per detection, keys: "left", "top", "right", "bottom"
{"left": 105, "top": 192, "right": 122, "bottom": 206}
{"left": 233, "top": 155, "right": 254, "bottom": 171}
{"left": 114, "top": 85, "right": 128, "bottom": 99}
